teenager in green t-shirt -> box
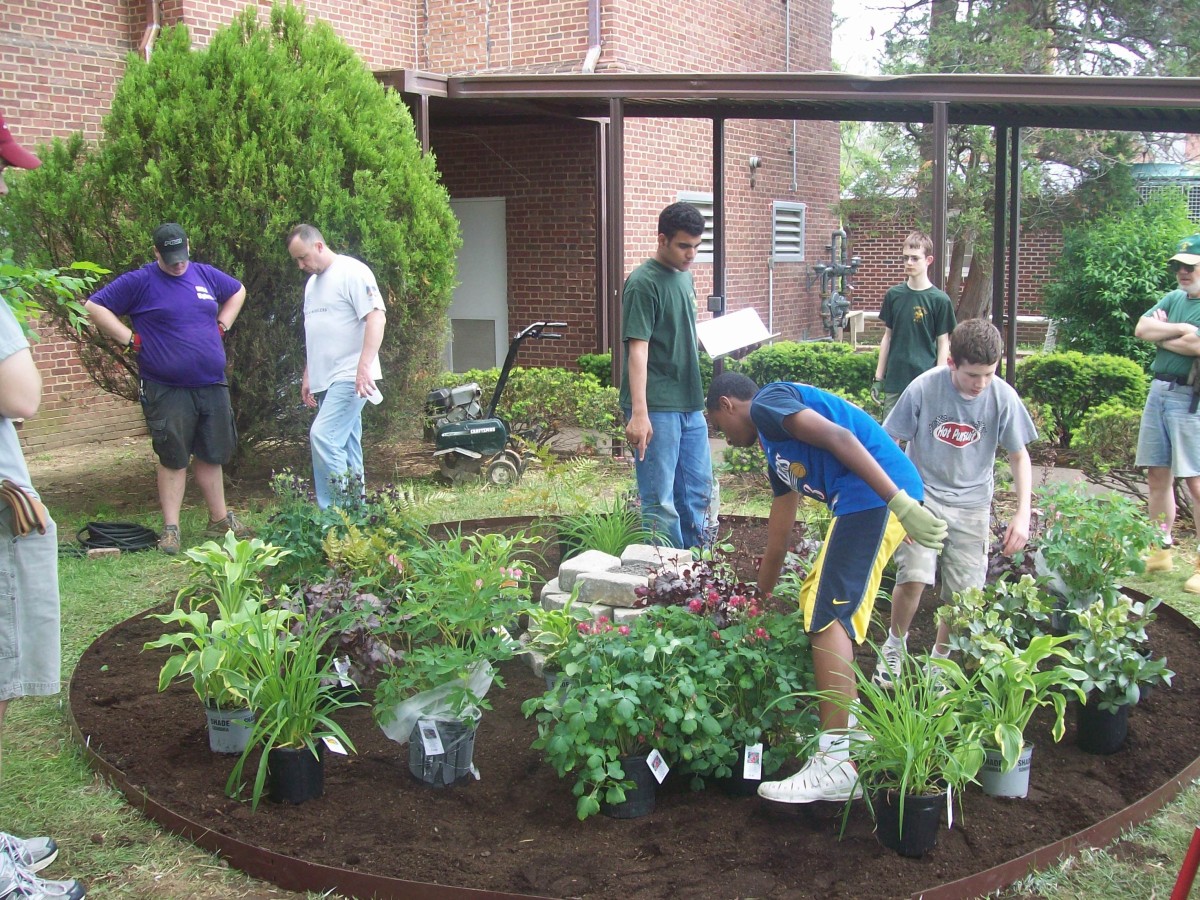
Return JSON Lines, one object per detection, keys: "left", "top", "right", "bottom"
{"left": 619, "top": 202, "right": 714, "bottom": 549}
{"left": 872, "top": 231, "right": 956, "bottom": 416}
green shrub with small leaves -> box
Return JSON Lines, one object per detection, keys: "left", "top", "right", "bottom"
{"left": 1014, "top": 351, "right": 1147, "bottom": 446}
{"left": 736, "top": 341, "right": 875, "bottom": 395}
{"left": 576, "top": 352, "right": 612, "bottom": 387}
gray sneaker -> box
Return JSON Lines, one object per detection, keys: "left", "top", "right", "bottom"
{"left": 0, "top": 833, "right": 56, "bottom": 874}
{"left": 872, "top": 640, "right": 905, "bottom": 689}
{"left": 0, "top": 850, "right": 86, "bottom": 899}
{"left": 157, "top": 525, "right": 181, "bottom": 556}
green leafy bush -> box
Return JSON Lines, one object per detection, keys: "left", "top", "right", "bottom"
{"left": 736, "top": 341, "right": 875, "bottom": 395}
{"left": 1042, "top": 191, "right": 1191, "bottom": 365}
{"left": 1015, "top": 351, "right": 1147, "bottom": 446}
{"left": 577, "top": 352, "right": 612, "bottom": 387}
{"left": 0, "top": 3, "right": 459, "bottom": 446}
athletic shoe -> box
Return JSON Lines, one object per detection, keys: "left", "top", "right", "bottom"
{"left": 0, "top": 834, "right": 57, "bottom": 874}
{"left": 756, "top": 751, "right": 863, "bottom": 804}
{"left": 0, "top": 850, "right": 86, "bottom": 899}
{"left": 924, "top": 659, "right": 951, "bottom": 697}
{"left": 872, "top": 640, "right": 905, "bottom": 689}
{"left": 1144, "top": 547, "right": 1173, "bottom": 573}
{"left": 157, "top": 525, "right": 181, "bottom": 556}
{"left": 205, "top": 511, "right": 253, "bottom": 539}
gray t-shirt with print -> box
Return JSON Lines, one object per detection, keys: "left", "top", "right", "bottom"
{"left": 883, "top": 366, "right": 1037, "bottom": 509}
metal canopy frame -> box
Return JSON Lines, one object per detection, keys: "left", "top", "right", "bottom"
{"left": 381, "top": 68, "right": 1200, "bottom": 374}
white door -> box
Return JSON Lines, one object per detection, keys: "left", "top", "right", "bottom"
{"left": 447, "top": 198, "right": 508, "bottom": 372}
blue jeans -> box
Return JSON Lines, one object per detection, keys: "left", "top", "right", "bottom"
{"left": 626, "top": 409, "right": 715, "bottom": 549}
{"left": 310, "top": 380, "right": 368, "bottom": 509}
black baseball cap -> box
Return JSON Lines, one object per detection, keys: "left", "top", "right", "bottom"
{"left": 153, "top": 222, "right": 189, "bottom": 264}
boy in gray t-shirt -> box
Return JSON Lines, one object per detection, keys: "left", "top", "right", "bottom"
{"left": 873, "top": 318, "right": 1039, "bottom": 687}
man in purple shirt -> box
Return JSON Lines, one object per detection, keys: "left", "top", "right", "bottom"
{"left": 85, "top": 223, "right": 250, "bottom": 554}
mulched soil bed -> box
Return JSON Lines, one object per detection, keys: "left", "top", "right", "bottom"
{"left": 69, "top": 517, "right": 1200, "bottom": 900}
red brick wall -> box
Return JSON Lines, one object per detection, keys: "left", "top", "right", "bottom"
{"left": 433, "top": 122, "right": 601, "bottom": 366}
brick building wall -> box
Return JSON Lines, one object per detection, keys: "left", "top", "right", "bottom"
{"left": 2, "top": 0, "right": 840, "bottom": 450}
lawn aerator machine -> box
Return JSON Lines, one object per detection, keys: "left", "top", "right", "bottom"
{"left": 424, "top": 321, "right": 567, "bottom": 485}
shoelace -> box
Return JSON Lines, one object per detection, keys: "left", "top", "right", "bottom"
{"left": 0, "top": 834, "right": 31, "bottom": 869}
{"left": 0, "top": 851, "right": 43, "bottom": 896}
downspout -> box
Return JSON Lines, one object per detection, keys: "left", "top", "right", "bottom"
{"left": 786, "top": 0, "right": 796, "bottom": 191}
{"left": 139, "top": 0, "right": 160, "bottom": 61}
{"left": 582, "top": 0, "right": 601, "bottom": 72}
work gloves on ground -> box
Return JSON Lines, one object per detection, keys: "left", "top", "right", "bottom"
{"left": 871, "top": 379, "right": 884, "bottom": 404}
{"left": 887, "top": 490, "right": 947, "bottom": 552}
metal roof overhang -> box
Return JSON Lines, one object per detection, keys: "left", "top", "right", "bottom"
{"left": 381, "top": 70, "right": 1200, "bottom": 133}
{"left": 381, "top": 69, "right": 1200, "bottom": 376}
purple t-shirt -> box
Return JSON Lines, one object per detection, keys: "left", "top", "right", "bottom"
{"left": 89, "top": 262, "right": 242, "bottom": 387}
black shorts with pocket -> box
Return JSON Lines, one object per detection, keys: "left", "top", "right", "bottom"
{"left": 139, "top": 380, "right": 238, "bottom": 470}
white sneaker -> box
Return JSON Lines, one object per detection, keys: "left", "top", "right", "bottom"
{"left": 0, "top": 851, "right": 86, "bottom": 899}
{"left": 873, "top": 640, "right": 905, "bottom": 689}
{"left": 0, "top": 834, "right": 57, "bottom": 874}
{"left": 757, "top": 751, "right": 863, "bottom": 803}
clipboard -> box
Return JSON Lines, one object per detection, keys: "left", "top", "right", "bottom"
{"left": 695, "top": 307, "right": 779, "bottom": 358}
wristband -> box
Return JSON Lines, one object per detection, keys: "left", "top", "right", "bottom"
{"left": 125, "top": 332, "right": 141, "bottom": 355}
{"left": 217, "top": 321, "right": 228, "bottom": 339}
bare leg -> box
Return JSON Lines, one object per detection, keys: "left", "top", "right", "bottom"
{"left": 192, "top": 460, "right": 229, "bottom": 523}
{"left": 811, "top": 623, "right": 854, "bottom": 732}
{"left": 887, "top": 580, "right": 925, "bottom": 639}
{"left": 156, "top": 464, "right": 188, "bottom": 528}
{"left": 1147, "top": 466, "right": 1176, "bottom": 540}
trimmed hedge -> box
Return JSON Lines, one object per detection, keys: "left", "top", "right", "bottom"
{"left": 1015, "top": 351, "right": 1148, "bottom": 447}
{"left": 735, "top": 341, "right": 876, "bottom": 395}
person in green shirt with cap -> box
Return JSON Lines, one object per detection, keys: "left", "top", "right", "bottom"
{"left": 1136, "top": 233, "right": 1200, "bottom": 592}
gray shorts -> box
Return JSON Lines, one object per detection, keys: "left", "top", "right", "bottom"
{"left": 0, "top": 507, "right": 61, "bottom": 701}
{"left": 893, "top": 495, "right": 989, "bottom": 603}
{"left": 140, "top": 381, "right": 238, "bottom": 470}
{"left": 1135, "top": 379, "right": 1200, "bottom": 477}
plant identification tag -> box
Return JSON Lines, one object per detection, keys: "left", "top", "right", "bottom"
{"left": 416, "top": 718, "right": 445, "bottom": 755}
{"left": 322, "top": 735, "right": 349, "bottom": 756}
{"left": 333, "top": 655, "right": 353, "bottom": 688}
{"left": 743, "top": 743, "right": 764, "bottom": 780}
{"left": 946, "top": 785, "right": 954, "bottom": 829}
{"left": 646, "top": 748, "right": 669, "bottom": 784}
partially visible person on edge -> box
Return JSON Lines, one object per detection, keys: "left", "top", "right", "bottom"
{"left": 84, "top": 223, "right": 249, "bottom": 555}
{"left": 286, "top": 224, "right": 386, "bottom": 509}
{"left": 874, "top": 318, "right": 1038, "bottom": 687}
{"left": 0, "top": 111, "right": 88, "bottom": 899}
{"left": 620, "top": 201, "right": 715, "bottom": 549}
{"left": 1134, "top": 233, "right": 1200, "bottom": 592}
{"left": 706, "top": 372, "right": 947, "bottom": 804}
{"left": 872, "top": 231, "right": 956, "bottom": 417}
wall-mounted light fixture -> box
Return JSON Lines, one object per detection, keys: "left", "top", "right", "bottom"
{"left": 748, "top": 154, "right": 762, "bottom": 188}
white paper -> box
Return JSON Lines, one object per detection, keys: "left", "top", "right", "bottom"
{"left": 322, "top": 735, "right": 349, "bottom": 756}
{"left": 695, "top": 308, "right": 779, "bottom": 358}
{"left": 416, "top": 718, "right": 445, "bottom": 756}
{"left": 646, "top": 748, "right": 669, "bottom": 784}
{"left": 743, "top": 743, "right": 764, "bottom": 780}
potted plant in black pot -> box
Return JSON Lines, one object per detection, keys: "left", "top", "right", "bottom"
{"left": 224, "top": 604, "right": 365, "bottom": 809}
{"left": 808, "top": 651, "right": 984, "bottom": 858}
{"left": 143, "top": 532, "right": 294, "bottom": 753}
{"left": 1068, "top": 592, "right": 1174, "bottom": 754}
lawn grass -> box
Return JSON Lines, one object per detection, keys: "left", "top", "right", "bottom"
{"left": 11, "top": 460, "right": 1200, "bottom": 899}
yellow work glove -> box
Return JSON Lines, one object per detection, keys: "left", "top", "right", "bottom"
{"left": 887, "top": 490, "right": 947, "bottom": 551}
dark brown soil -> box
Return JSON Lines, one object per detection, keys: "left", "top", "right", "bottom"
{"left": 68, "top": 518, "right": 1200, "bottom": 900}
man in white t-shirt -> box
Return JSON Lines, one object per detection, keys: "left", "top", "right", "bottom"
{"left": 286, "top": 224, "right": 386, "bottom": 508}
